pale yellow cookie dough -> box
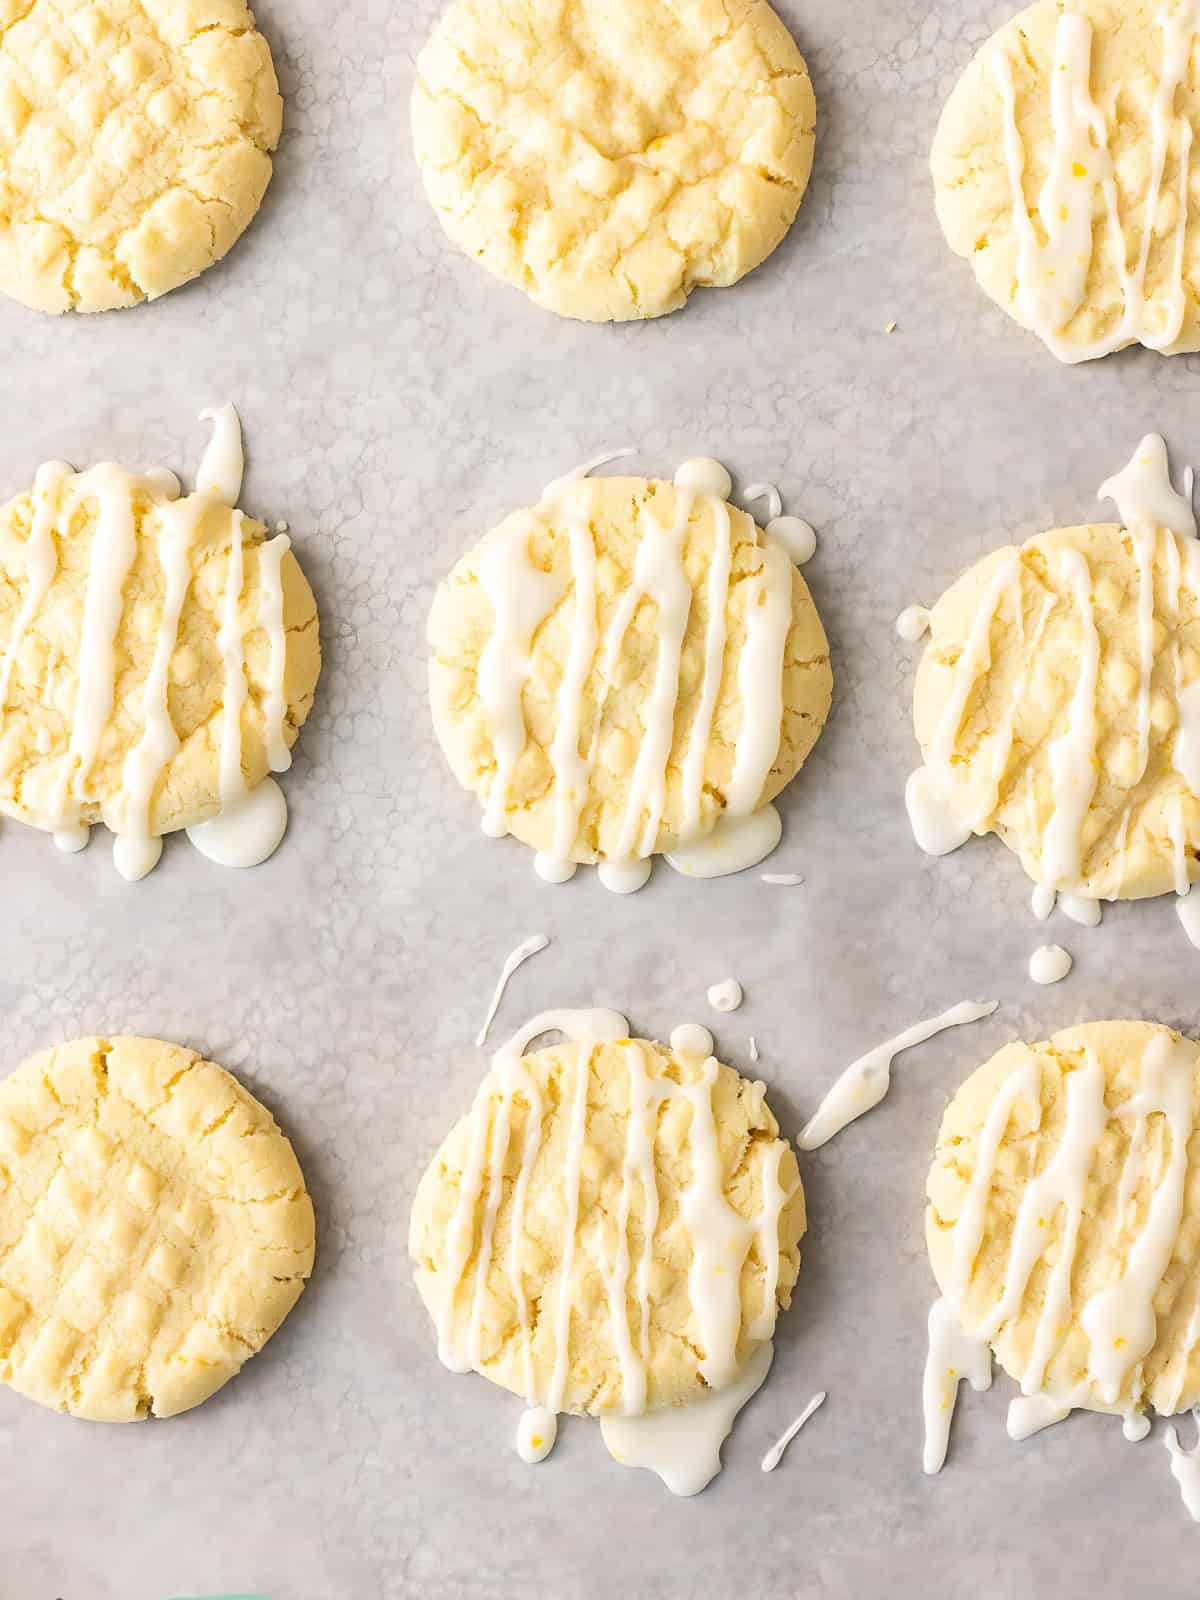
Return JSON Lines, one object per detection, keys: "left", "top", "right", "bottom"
{"left": 927, "top": 1020, "right": 1200, "bottom": 1422}
{"left": 0, "top": 0, "right": 283, "bottom": 314}
{"left": 411, "top": 0, "right": 816, "bottom": 321}
{"left": 932, "top": 0, "right": 1200, "bottom": 358}
{"left": 0, "top": 1036, "right": 314, "bottom": 1421}
{"left": 410, "top": 1035, "right": 805, "bottom": 1413}
{"left": 913, "top": 522, "right": 1200, "bottom": 900}
{"left": 0, "top": 465, "right": 320, "bottom": 841}
{"left": 428, "top": 476, "right": 832, "bottom": 865}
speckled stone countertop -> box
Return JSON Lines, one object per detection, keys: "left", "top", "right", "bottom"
{"left": 4, "top": 1, "right": 1200, "bottom": 1596}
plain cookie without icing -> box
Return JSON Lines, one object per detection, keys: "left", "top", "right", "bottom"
{"left": 0, "top": 1036, "right": 314, "bottom": 1421}
{"left": 0, "top": 0, "right": 282, "bottom": 314}
{"left": 932, "top": 0, "right": 1200, "bottom": 362}
{"left": 428, "top": 474, "right": 831, "bottom": 869}
{"left": 411, "top": 0, "right": 816, "bottom": 322}
{"left": 927, "top": 1020, "right": 1200, "bottom": 1426}
{"left": 911, "top": 521, "right": 1200, "bottom": 901}
{"left": 409, "top": 1035, "right": 805, "bottom": 1415}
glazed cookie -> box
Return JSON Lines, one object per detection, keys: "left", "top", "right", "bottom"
{"left": 0, "top": 1035, "right": 314, "bottom": 1421}
{"left": 411, "top": 0, "right": 816, "bottom": 321}
{"left": 0, "top": 0, "right": 282, "bottom": 314}
{"left": 0, "top": 408, "right": 321, "bottom": 879}
{"left": 409, "top": 1022, "right": 805, "bottom": 1417}
{"left": 932, "top": 0, "right": 1200, "bottom": 363}
{"left": 907, "top": 437, "right": 1200, "bottom": 910}
{"left": 428, "top": 461, "right": 832, "bottom": 887}
{"left": 926, "top": 1020, "right": 1200, "bottom": 1435}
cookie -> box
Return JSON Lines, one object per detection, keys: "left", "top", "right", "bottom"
{"left": 927, "top": 1020, "right": 1200, "bottom": 1429}
{"left": 0, "top": 0, "right": 282, "bottom": 314}
{"left": 428, "top": 464, "right": 831, "bottom": 880}
{"left": 909, "top": 510, "right": 1200, "bottom": 902}
{"left": 411, "top": 0, "right": 816, "bottom": 322}
{"left": 0, "top": 1036, "right": 314, "bottom": 1421}
{"left": 409, "top": 1030, "right": 804, "bottom": 1416}
{"left": 932, "top": 0, "right": 1200, "bottom": 362}
{"left": 0, "top": 428, "right": 321, "bottom": 879}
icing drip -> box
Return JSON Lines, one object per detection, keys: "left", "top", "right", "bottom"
{"left": 761, "top": 1389, "right": 826, "bottom": 1472}
{"left": 707, "top": 979, "right": 743, "bottom": 1013}
{"left": 516, "top": 1405, "right": 557, "bottom": 1463}
{"left": 1029, "top": 944, "right": 1072, "bottom": 985}
{"left": 742, "top": 482, "right": 782, "bottom": 521}
{"left": 1061, "top": 893, "right": 1101, "bottom": 927}
{"left": 761, "top": 871, "right": 803, "bottom": 885}
{"left": 992, "top": 7, "right": 1199, "bottom": 363}
{"left": 726, "top": 539, "right": 794, "bottom": 816}
{"left": 540, "top": 445, "right": 635, "bottom": 503}
{"left": 766, "top": 516, "right": 816, "bottom": 565}
{"left": 798, "top": 1000, "right": 999, "bottom": 1151}
{"left": 256, "top": 533, "right": 293, "bottom": 774}
{"left": 601, "top": 1339, "right": 774, "bottom": 1497}
{"left": 474, "top": 934, "right": 550, "bottom": 1048}
{"left": 434, "top": 1011, "right": 793, "bottom": 1468}
{"left": 1166, "top": 1411, "right": 1200, "bottom": 1520}
{"left": 922, "top": 1296, "right": 992, "bottom": 1474}
{"left": 1007, "top": 1393, "right": 1072, "bottom": 1441}
{"left": 1099, "top": 434, "right": 1197, "bottom": 541}
{"left": 196, "top": 403, "right": 244, "bottom": 506}
{"left": 1040, "top": 548, "right": 1100, "bottom": 888}
{"left": 665, "top": 804, "right": 783, "bottom": 880}
{"left": 678, "top": 499, "right": 732, "bottom": 839}
{"left": 184, "top": 777, "right": 288, "bottom": 869}
{"left": 546, "top": 510, "right": 599, "bottom": 862}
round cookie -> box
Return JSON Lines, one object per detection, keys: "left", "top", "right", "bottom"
{"left": 932, "top": 0, "right": 1200, "bottom": 362}
{"left": 0, "top": 1036, "right": 314, "bottom": 1421}
{"left": 0, "top": 457, "right": 320, "bottom": 864}
{"left": 409, "top": 1034, "right": 805, "bottom": 1415}
{"left": 411, "top": 0, "right": 816, "bottom": 322}
{"left": 428, "top": 472, "right": 832, "bottom": 873}
{"left": 0, "top": 0, "right": 283, "bottom": 314}
{"left": 910, "top": 520, "right": 1200, "bottom": 901}
{"left": 927, "top": 1020, "right": 1200, "bottom": 1425}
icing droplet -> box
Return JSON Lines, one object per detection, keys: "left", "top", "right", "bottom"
{"left": 1060, "top": 892, "right": 1101, "bottom": 927}
{"left": 670, "top": 1023, "right": 715, "bottom": 1059}
{"left": 112, "top": 833, "right": 163, "bottom": 884}
{"left": 706, "top": 979, "right": 743, "bottom": 1014}
{"left": 185, "top": 777, "right": 288, "bottom": 869}
{"left": 761, "top": 872, "right": 803, "bottom": 886}
{"left": 761, "top": 1390, "right": 826, "bottom": 1472}
{"left": 53, "top": 824, "right": 89, "bottom": 854}
{"left": 742, "top": 482, "right": 783, "bottom": 521}
{"left": 1029, "top": 944, "right": 1073, "bottom": 985}
{"left": 665, "top": 805, "right": 782, "bottom": 880}
{"left": 896, "top": 605, "right": 931, "bottom": 642}
{"left": 766, "top": 515, "right": 816, "bottom": 565}
{"left": 922, "top": 1298, "right": 993, "bottom": 1474}
{"left": 598, "top": 858, "right": 652, "bottom": 895}
{"left": 196, "top": 403, "right": 244, "bottom": 506}
{"left": 534, "top": 853, "right": 578, "bottom": 884}
{"left": 516, "top": 1405, "right": 558, "bottom": 1463}
{"left": 1031, "top": 884, "right": 1057, "bottom": 921}
{"left": 673, "top": 457, "right": 732, "bottom": 500}
{"left": 749, "top": 1035, "right": 759, "bottom": 1062}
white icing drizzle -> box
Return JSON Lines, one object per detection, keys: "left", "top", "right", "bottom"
{"left": 474, "top": 934, "right": 550, "bottom": 1048}
{"left": 214, "top": 510, "right": 248, "bottom": 814}
{"left": 53, "top": 824, "right": 88, "bottom": 853}
{"left": 256, "top": 533, "right": 293, "bottom": 775}
{"left": 1006, "top": 1393, "right": 1072, "bottom": 1441}
{"left": 670, "top": 1023, "right": 715, "bottom": 1059}
{"left": 761, "top": 871, "right": 803, "bottom": 886}
{"left": 196, "top": 403, "right": 244, "bottom": 505}
{"left": 707, "top": 979, "right": 743, "bottom": 1014}
{"left": 1099, "top": 434, "right": 1198, "bottom": 542}
{"left": 184, "top": 776, "right": 288, "bottom": 869}
{"left": 798, "top": 1000, "right": 999, "bottom": 1151}
{"left": 749, "top": 1035, "right": 759, "bottom": 1062}
{"left": 516, "top": 1405, "right": 557, "bottom": 1463}
{"left": 434, "top": 1009, "right": 793, "bottom": 1452}
{"left": 1061, "top": 892, "right": 1101, "bottom": 927}
{"left": 761, "top": 1390, "right": 826, "bottom": 1472}
{"left": 896, "top": 604, "right": 931, "bottom": 642}
{"left": 665, "top": 804, "right": 782, "bottom": 880}
{"left": 991, "top": 8, "right": 1199, "bottom": 364}
{"left": 928, "top": 1030, "right": 1198, "bottom": 1466}
{"left": 601, "top": 1339, "right": 774, "bottom": 1497}
{"left": 1040, "top": 547, "right": 1100, "bottom": 888}
{"left": 540, "top": 445, "right": 635, "bottom": 503}
{"left": 479, "top": 457, "right": 795, "bottom": 893}
{"left": 1031, "top": 883, "right": 1056, "bottom": 922}
{"left": 1029, "top": 944, "right": 1072, "bottom": 985}
{"left": 1167, "top": 1410, "right": 1200, "bottom": 1520}
{"left": 922, "top": 1296, "right": 992, "bottom": 1474}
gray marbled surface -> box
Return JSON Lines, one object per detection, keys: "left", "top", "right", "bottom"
{"left": 3, "top": 0, "right": 1199, "bottom": 1595}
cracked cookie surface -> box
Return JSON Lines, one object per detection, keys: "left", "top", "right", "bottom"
{"left": 0, "top": 0, "right": 283, "bottom": 314}
{"left": 428, "top": 475, "right": 831, "bottom": 866}
{"left": 409, "top": 1035, "right": 804, "bottom": 1414}
{"left": 927, "top": 1020, "right": 1200, "bottom": 1424}
{"left": 0, "top": 1035, "right": 314, "bottom": 1421}
{"left": 0, "top": 462, "right": 320, "bottom": 842}
{"left": 411, "top": 0, "right": 816, "bottom": 321}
